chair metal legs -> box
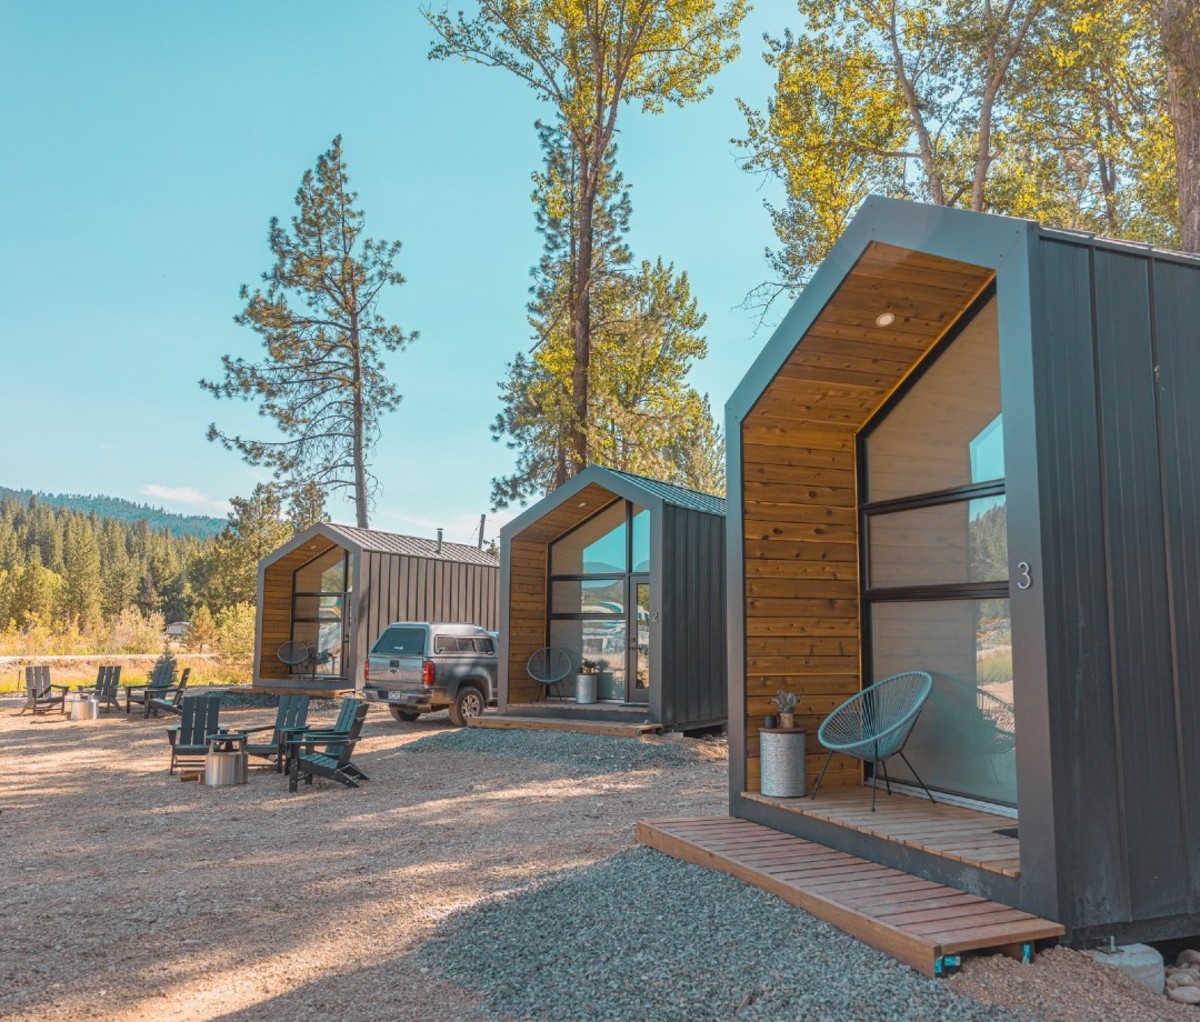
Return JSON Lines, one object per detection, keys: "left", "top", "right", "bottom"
{"left": 809, "top": 749, "right": 835, "bottom": 801}
{"left": 898, "top": 751, "right": 937, "bottom": 804}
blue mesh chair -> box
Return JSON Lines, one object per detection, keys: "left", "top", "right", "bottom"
{"left": 811, "top": 670, "right": 935, "bottom": 811}
{"left": 527, "top": 647, "right": 573, "bottom": 702}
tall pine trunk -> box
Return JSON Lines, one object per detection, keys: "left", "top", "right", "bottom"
{"left": 1163, "top": 0, "right": 1200, "bottom": 251}
{"left": 570, "top": 154, "right": 597, "bottom": 476}
{"left": 351, "top": 317, "right": 369, "bottom": 529}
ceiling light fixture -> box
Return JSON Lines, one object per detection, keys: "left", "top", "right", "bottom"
{"left": 876, "top": 312, "right": 896, "bottom": 327}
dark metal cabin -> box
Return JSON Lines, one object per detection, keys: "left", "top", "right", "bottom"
{"left": 726, "top": 196, "right": 1200, "bottom": 944}
{"left": 498, "top": 466, "right": 726, "bottom": 731}
{"left": 254, "top": 522, "right": 499, "bottom": 695}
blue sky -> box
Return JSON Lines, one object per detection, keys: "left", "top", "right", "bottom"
{"left": 1, "top": 1, "right": 787, "bottom": 545}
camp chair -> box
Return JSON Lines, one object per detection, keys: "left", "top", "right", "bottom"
{"left": 166, "top": 695, "right": 222, "bottom": 775}
{"left": 288, "top": 699, "right": 369, "bottom": 793}
{"left": 811, "top": 671, "right": 935, "bottom": 811}
{"left": 527, "top": 647, "right": 573, "bottom": 702}
{"left": 147, "top": 668, "right": 191, "bottom": 717}
{"left": 244, "top": 694, "right": 310, "bottom": 772}
{"left": 79, "top": 665, "right": 122, "bottom": 713}
{"left": 20, "top": 665, "right": 69, "bottom": 715}
{"left": 126, "top": 662, "right": 180, "bottom": 716}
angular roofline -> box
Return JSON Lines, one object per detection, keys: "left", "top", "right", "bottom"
{"left": 259, "top": 521, "right": 498, "bottom": 572}
{"left": 727, "top": 196, "right": 1033, "bottom": 422}
{"left": 499, "top": 464, "right": 725, "bottom": 541}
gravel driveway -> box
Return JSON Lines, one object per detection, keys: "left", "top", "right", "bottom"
{"left": 0, "top": 702, "right": 1187, "bottom": 1021}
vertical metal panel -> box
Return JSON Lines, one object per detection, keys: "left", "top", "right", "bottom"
{"left": 661, "top": 505, "right": 727, "bottom": 730}
{"left": 1151, "top": 258, "right": 1200, "bottom": 911}
{"left": 1093, "top": 249, "right": 1186, "bottom": 919}
{"left": 1032, "top": 238, "right": 1127, "bottom": 927}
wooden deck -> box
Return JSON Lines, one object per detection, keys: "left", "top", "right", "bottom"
{"left": 637, "top": 816, "right": 1062, "bottom": 977}
{"left": 468, "top": 715, "right": 661, "bottom": 737}
{"left": 743, "top": 787, "right": 1021, "bottom": 877}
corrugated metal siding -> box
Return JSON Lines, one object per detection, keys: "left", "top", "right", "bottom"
{"left": 1152, "top": 259, "right": 1200, "bottom": 909}
{"left": 1033, "top": 237, "right": 1197, "bottom": 931}
{"left": 661, "top": 506, "right": 727, "bottom": 729}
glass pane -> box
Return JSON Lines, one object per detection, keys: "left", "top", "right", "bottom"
{"left": 870, "top": 599, "right": 1015, "bottom": 806}
{"left": 632, "top": 507, "right": 650, "bottom": 572}
{"left": 551, "top": 578, "right": 626, "bottom": 616}
{"left": 632, "top": 582, "right": 650, "bottom": 698}
{"left": 371, "top": 627, "right": 425, "bottom": 656}
{"left": 295, "top": 548, "right": 346, "bottom": 593}
{"left": 291, "top": 619, "right": 343, "bottom": 676}
{"left": 869, "top": 498, "right": 1007, "bottom": 588}
{"left": 551, "top": 502, "right": 627, "bottom": 575}
{"left": 866, "top": 297, "right": 1002, "bottom": 501}
{"left": 549, "top": 619, "right": 628, "bottom": 701}
{"left": 292, "top": 594, "right": 345, "bottom": 619}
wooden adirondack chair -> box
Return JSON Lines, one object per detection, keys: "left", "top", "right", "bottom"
{"left": 20, "top": 666, "right": 69, "bottom": 715}
{"left": 126, "top": 662, "right": 180, "bottom": 716}
{"left": 244, "top": 694, "right": 310, "bottom": 772}
{"left": 166, "top": 695, "right": 222, "bottom": 774}
{"left": 148, "top": 668, "right": 191, "bottom": 717}
{"left": 288, "top": 699, "right": 370, "bottom": 793}
{"left": 79, "top": 665, "right": 122, "bottom": 713}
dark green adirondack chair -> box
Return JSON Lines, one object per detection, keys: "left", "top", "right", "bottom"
{"left": 244, "top": 694, "right": 310, "bottom": 772}
{"left": 20, "top": 666, "right": 69, "bottom": 715}
{"left": 80, "top": 665, "right": 122, "bottom": 713}
{"left": 126, "top": 662, "right": 179, "bottom": 716}
{"left": 288, "top": 699, "right": 369, "bottom": 793}
{"left": 166, "top": 695, "right": 222, "bottom": 774}
{"left": 148, "top": 668, "right": 191, "bottom": 717}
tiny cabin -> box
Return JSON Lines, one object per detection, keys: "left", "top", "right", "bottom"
{"left": 498, "top": 466, "right": 726, "bottom": 731}
{"left": 727, "top": 196, "right": 1200, "bottom": 944}
{"left": 254, "top": 522, "right": 499, "bottom": 694}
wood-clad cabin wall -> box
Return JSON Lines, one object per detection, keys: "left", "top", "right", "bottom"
{"left": 507, "top": 538, "right": 548, "bottom": 704}
{"left": 258, "top": 535, "right": 340, "bottom": 681}
{"left": 740, "top": 243, "right": 995, "bottom": 793}
{"left": 502, "top": 483, "right": 630, "bottom": 705}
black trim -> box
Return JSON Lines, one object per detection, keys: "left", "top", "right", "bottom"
{"left": 863, "top": 582, "right": 1010, "bottom": 603}
{"left": 862, "top": 479, "right": 1005, "bottom": 516}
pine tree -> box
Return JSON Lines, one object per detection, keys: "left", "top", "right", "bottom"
{"left": 61, "top": 517, "right": 102, "bottom": 629}
{"left": 202, "top": 136, "right": 415, "bottom": 527}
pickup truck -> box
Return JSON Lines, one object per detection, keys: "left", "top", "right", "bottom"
{"left": 363, "top": 621, "right": 499, "bottom": 726}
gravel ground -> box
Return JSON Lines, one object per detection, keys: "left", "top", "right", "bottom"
{"left": 0, "top": 702, "right": 1190, "bottom": 1021}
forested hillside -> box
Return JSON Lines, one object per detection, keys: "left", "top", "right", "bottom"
{"left": 0, "top": 487, "right": 224, "bottom": 539}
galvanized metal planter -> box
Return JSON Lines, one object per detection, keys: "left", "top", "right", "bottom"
{"left": 759, "top": 729, "right": 806, "bottom": 798}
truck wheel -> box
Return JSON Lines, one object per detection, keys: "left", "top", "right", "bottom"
{"left": 448, "top": 685, "right": 486, "bottom": 727}
{"left": 389, "top": 706, "right": 421, "bottom": 722}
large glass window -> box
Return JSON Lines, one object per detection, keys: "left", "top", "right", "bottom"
{"left": 291, "top": 547, "right": 351, "bottom": 677}
{"left": 861, "top": 292, "right": 1014, "bottom": 807}
{"left": 547, "top": 500, "right": 650, "bottom": 702}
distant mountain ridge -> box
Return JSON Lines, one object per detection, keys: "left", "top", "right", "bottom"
{"left": 0, "top": 486, "right": 226, "bottom": 539}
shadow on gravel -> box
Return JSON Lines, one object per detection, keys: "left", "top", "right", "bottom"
{"left": 401, "top": 848, "right": 1028, "bottom": 1022}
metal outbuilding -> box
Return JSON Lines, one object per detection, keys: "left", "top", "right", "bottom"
{"left": 498, "top": 466, "right": 726, "bottom": 732}
{"left": 724, "top": 196, "right": 1200, "bottom": 945}
{"left": 253, "top": 522, "right": 498, "bottom": 694}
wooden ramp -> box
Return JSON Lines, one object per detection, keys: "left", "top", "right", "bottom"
{"left": 469, "top": 715, "right": 661, "bottom": 737}
{"left": 637, "top": 816, "right": 1063, "bottom": 977}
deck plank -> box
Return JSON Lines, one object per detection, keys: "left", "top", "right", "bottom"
{"left": 637, "top": 816, "right": 1063, "bottom": 977}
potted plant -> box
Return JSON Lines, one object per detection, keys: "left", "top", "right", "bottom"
{"left": 773, "top": 689, "right": 799, "bottom": 729}
{"left": 576, "top": 659, "right": 600, "bottom": 704}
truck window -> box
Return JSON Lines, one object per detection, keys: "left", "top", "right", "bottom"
{"left": 372, "top": 627, "right": 425, "bottom": 656}
{"left": 433, "top": 635, "right": 469, "bottom": 653}
{"left": 473, "top": 637, "right": 495, "bottom": 654}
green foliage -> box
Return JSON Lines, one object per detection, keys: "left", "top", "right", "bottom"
{"left": 202, "top": 136, "right": 415, "bottom": 527}
{"left": 186, "top": 604, "right": 218, "bottom": 653}
{"left": 490, "top": 122, "right": 725, "bottom": 509}
{"left": 428, "top": 0, "right": 746, "bottom": 472}
{"left": 215, "top": 601, "right": 257, "bottom": 674}
{"left": 191, "top": 484, "right": 292, "bottom": 611}
{"left": 738, "top": 0, "right": 1178, "bottom": 300}
{"left": 150, "top": 644, "right": 179, "bottom": 683}
{"left": 0, "top": 486, "right": 224, "bottom": 539}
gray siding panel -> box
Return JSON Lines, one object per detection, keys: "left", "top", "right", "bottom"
{"left": 1094, "top": 250, "right": 1187, "bottom": 920}
{"left": 661, "top": 506, "right": 726, "bottom": 729}
{"left": 1032, "top": 239, "right": 1126, "bottom": 926}
{"left": 1153, "top": 258, "right": 1200, "bottom": 913}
